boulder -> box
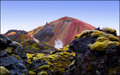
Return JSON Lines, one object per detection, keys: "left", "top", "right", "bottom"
{"left": 0, "top": 35, "right": 28, "bottom": 75}
{"left": 64, "top": 28, "right": 120, "bottom": 75}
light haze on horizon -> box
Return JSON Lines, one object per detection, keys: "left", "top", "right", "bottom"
{"left": 1, "top": 1, "right": 119, "bottom": 34}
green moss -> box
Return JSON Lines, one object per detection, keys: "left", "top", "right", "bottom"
{"left": 27, "top": 53, "right": 35, "bottom": 59}
{"left": 101, "top": 27, "right": 116, "bottom": 33}
{"left": 72, "top": 28, "right": 120, "bottom": 52}
{"left": 50, "top": 51, "right": 55, "bottom": 54}
{"left": 0, "top": 66, "right": 10, "bottom": 75}
{"left": 96, "top": 34, "right": 119, "bottom": 42}
{"left": 96, "top": 37, "right": 109, "bottom": 42}
{"left": 38, "top": 65, "right": 50, "bottom": 70}
{"left": 43, "top": 46, "right": 49, "bottom": 49}
{"left": 26, "top": 53, "right": 35, "bottom": 64}
{"left": 75, "top": 30, "right": 94, "bottom": 39}
{"left": 91, "top": 31, "right": 106, "bottom": 38}
{"left": 32, "top": 43, "right": 39, "bottom": 50}
{"left": 21, "top": 73, "right": 26, "bottom": 75}
{"left": 28, "top": 71, "right": 36, "bottom": 75}
{"left": 27, "top": 51, "right": 75, "bottom": 74}
{"left": 108, "top": 68, "right": 117, "bottom": 75}
{"left": 37, "top": 71, "right": 48, "bottom": 75}
{"left": 107, "top": 34, "right": 119, "bottom": 41}
{"left": 89, "top": 29, "right": 120, "bottom": 52}
{"left": 33, "top": 57, "right": 37, "bottom": 61}
{"left": 36, "top": 53, "right": 46, "bottom": 59}
{"left": 44, "top": 52, "right": 73, "bottom": 74}
{"left": 27, "top": 53, "right": 47, "bottom": 64}
{"left": 89, "top": 40, "right": 120, "bottom": 51}
{"left": 58, "top": 68, "right": 65, "bottom": 74}
{"left": 12, "top": 54, "right": 21, "bottom": 60}
{"left": 6, "top": 47, "right": 13, "bottom": 54}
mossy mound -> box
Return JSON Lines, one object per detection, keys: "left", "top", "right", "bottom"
{"left": 89, "top": 40, "right": 120, "bottom": 51}
{"left": 75, "top": 30, "right": 94, "bottom": 39}
{"left": 64, "top": 27, "right": 120, "bottom": 75}
{"left": 37, "top": 71, "right": 48, "bottom": 75}
{"left": 0, "top": 66, "right": 10, "bottom": 75}
{"left": 26, "top": 41, "right": 75, "bottom": 75}
{"left": 75, "top": 27, "right": 120, "bottom": 52}
{"left": 101, "top": 27, "right": 117, "bottom": 36}
{"left": 28, "top": 70, "right": 36, "bottom": 75}
{"left": 27, "top": 53, "right": 47, "bottom": 64}
{"left": 27, "top": 51, "right": 75, "bottom": 75}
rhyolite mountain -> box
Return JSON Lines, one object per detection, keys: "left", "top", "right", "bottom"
{"left": 28, "top": 17, "right": 96, "bottom": 47}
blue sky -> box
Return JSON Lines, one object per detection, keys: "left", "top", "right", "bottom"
{"left": 1, "top": 1, "right": 119, "bottom": 34}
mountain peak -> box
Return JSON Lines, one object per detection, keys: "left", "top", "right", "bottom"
{"left": 57, "top": 16, "right": 91, "bottom": 26}
{"left": 60, "top": 16, "right": 74, "bottom": 19}
{"left": 29, "top": 17, "right": 96, "bottom": 47}
{"left": 59, "top": 16, "right": 78, "bottom": 21}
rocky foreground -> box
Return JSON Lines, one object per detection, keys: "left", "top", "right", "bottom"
{"left": 0, "top": 27, "right": 120, "bottom": 75}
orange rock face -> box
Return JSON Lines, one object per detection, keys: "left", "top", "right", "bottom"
{"left": 6, "top": 32, "right": 16, "bottom": 36}
{"left": 28, "top": 17, "right": 96, "bottom": 47}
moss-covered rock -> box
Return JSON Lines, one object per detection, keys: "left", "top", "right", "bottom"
{"left": 28, "top": 70, "right": 36, "bottom": 75}
{"left": 0, "top": 66, "right": 10, "bottom": 75}
{"left": 12, "top": 54, "right": 21, "bottom": 60}
{"left": 6, "top": 47, "right": 13, "bottom": 54}
{"left": 37, "top": 71, "right": 48, "bottom": 75}
{"left": 0, "top": 34, "right": 12, "bottom": 50}
{"left": 88, "top": 29, "right": 119, "bottom": 51}
{"left": 64, "top": 27, "right": 120, "bottom": 75}
{"left": 101, "top": 27, "right": 117, "bottom": 36}
{"left": 89, "top": 40, "right": 120, "bottom": 51}
{"left": 75, "top": 30, "right": 94, "bottom": 39}
{"left": 0, "top": 35, "right": 27, "bottom": 75}
{"left": 27, "top": 51, "right": 75, "bottom": 75}
{"left": 27, "top": 53, "right": 47, "bottom": 64}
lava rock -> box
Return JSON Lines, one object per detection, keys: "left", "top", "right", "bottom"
{"left": 0, "top": 35, "right": 12, "bottom": 50}
{"left": 64, "top": 28, "right": 120, "bottom": 75}
{"left": 0, "top": 55, "right": 27, "bottom": 75}
{"left": 0, "top": 50, "right": 7, "bottom": 57}
{"left": 0, "top": 35, "right": 28, "bottom": 75}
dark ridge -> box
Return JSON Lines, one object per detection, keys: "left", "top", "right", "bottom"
{"left": 5, "top": 30, "right": 28, "bottom": 35}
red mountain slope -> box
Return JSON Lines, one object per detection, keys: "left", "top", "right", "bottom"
{"left": 28, "top": 17, "right": 96, "bottom": 47}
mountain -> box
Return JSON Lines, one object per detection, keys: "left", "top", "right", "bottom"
{"left": 28, "top": 17, "right": 96, "bottom": 47}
